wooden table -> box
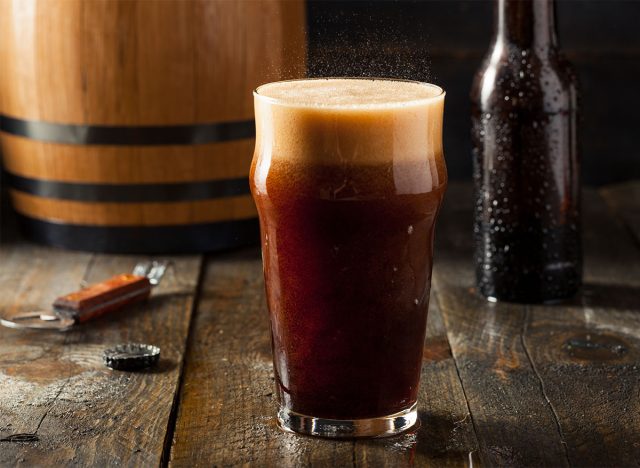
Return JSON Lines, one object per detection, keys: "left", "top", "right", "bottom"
{"left": 1, "top": 182, "right": 638, "bottom": 467}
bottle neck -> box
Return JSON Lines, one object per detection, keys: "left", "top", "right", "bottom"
{"left": 495, "top": 0, "right": 557, "bottom": 50}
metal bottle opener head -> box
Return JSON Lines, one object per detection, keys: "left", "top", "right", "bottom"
{"left": 132, "top": 261, "right": 169, "bottom": 286}
{"left": 0, "top": 311, "right": 75, "bottom": 331}
{"left": 0, "top": 261, "right": 169, "bottom": 331}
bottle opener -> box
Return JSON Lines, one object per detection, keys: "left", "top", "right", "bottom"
{"left": 0, "top": 261, "right": 168, "bottom": 332}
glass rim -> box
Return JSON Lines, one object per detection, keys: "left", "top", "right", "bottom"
{"left": 253, "top": 77, "right": 445, "bottom": 109}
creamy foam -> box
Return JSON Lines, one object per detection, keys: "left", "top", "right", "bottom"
{"left": 256, "top": 78, "right": 443, "bottom": 108}
{"left": 253, "top": 78, "right": 445, "bottom": 169}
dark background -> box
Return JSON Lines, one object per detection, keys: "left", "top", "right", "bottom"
{"left": 306, "top": 0, "right": 640, "bottom": 186}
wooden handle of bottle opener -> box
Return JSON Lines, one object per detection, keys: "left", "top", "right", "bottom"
{"left": 52, "top": 274, "right": 152, "bottom": 323}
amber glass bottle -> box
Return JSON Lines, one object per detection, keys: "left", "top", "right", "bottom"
{"left": 471, "top": 0, "right": 581, "bottom": 303}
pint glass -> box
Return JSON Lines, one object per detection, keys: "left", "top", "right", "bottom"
{"left": 250, "top": 78, "right": 446, "bottom": 438}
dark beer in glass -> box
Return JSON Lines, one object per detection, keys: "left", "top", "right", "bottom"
{"left": 251, "top": 78, "right": 446, "bottom": 437}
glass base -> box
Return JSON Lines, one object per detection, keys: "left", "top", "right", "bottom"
{"left": 277, "top": 402, "right": 418, "bottom": 438}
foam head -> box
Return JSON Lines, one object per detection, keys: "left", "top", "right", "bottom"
{"left": 254, "top": 78, "right": 445, "bottom": 166}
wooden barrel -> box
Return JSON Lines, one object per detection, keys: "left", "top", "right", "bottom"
{"left": 0, "top": 0, "right": 305, "bottom": 253}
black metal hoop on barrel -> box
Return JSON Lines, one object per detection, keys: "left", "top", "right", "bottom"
{"left": 0, "top": 115, "right": 259, "bottom": 253}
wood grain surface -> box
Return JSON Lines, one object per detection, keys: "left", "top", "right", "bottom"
{"left": 10, "top": 190, "right": 256, "bottom": 226}
{"left": 168, "top": 249, "right": 355, "bottom": 467}
{"left": 516, "top": 191, "right": 640, "bottom": 467}
{"left": 433, "top": 184, "right": 572, "bottom": 467}
{"left": 0, "top": 236, "right": 202, "bottom": 466}
{"left": 1, "top": 181, "right": 639, "bottom": 467}
{"left": 0, "top": 0, "right": 306, "bottom": 229}
{"left": 434, "top": 184, "right": 640, "bottom": 467}
{"left": 1, "top": 137, "right": 256, "bottom": 184}
{"left": 0, "top": 0, "right": 305, "bottom": 123}
{"left": 169, "top": 248, "right": 479, "bottom": 467}
{"left": 351, "top": 298, "right": 480, "bottom": 467}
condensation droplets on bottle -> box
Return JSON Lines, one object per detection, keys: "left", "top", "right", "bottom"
{"left": 470, "top": 0, "right": 582, "bottom": 303}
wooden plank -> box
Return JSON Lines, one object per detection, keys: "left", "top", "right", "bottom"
{"left": 600, "top": 180, "right": 640, "bottom": 245}
{"left": 353, "top": 299, "right": 480, "bottom": 467}
{"left": 435, "top": 183, "right": 640, "bottom": 467}
{"left": 171, "top": 253, "right": 479, "bottom": 464}
{"left": 433, "top": 183, "right": 571, "bottom": 466}
{"left": 0, "top": 236, "right": 201, "bottom": 466}
{"left": 169, "top": 249, "right": 354, "bottom": 467}
{"left": 519, "top": 190, "right": 640, "bottom": 467}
